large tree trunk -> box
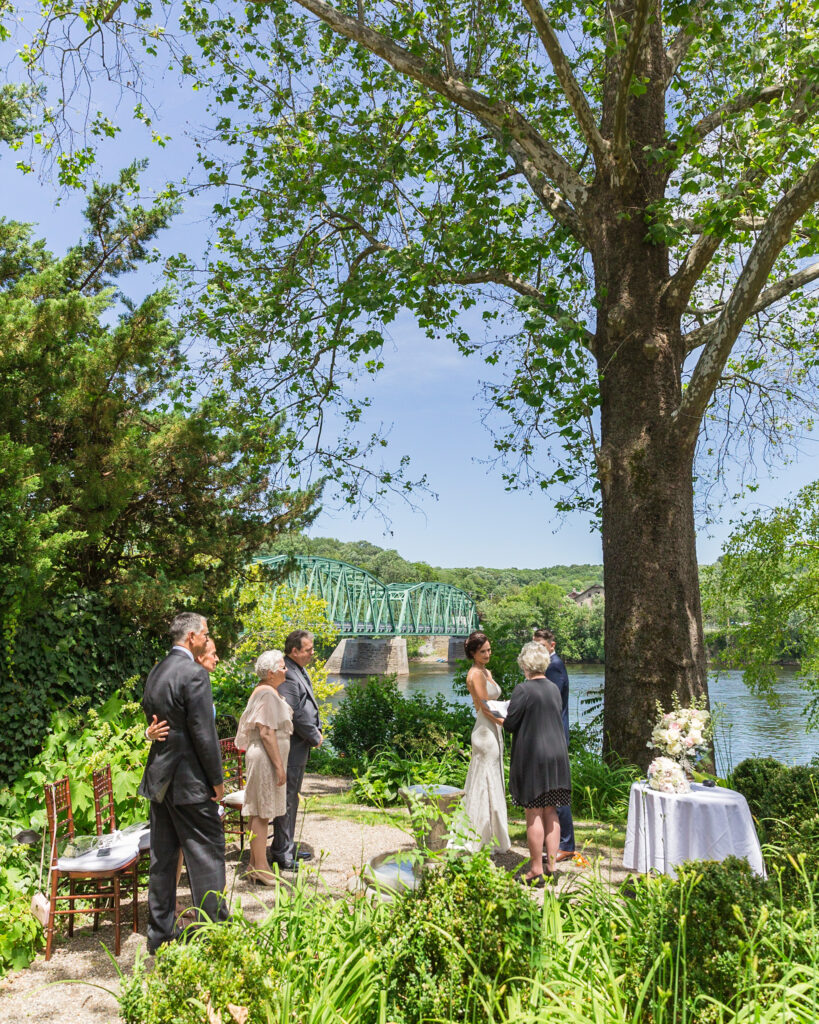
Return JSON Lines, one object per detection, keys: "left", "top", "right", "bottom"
{"left": 591, "top": 12, "right": 708, "bottom": 769}
{"left": 599, "top": 408, "right": 708, "bottom": 769}
{"left": 594, "top": 235, "right": 709, "bottom": 769}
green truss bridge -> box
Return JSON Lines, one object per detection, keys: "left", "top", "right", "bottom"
{"left": 256, "top": 555, "right": 479, "bottom": 637}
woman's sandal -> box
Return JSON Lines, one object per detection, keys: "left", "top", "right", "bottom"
{"left": 244, "top": 870, "right": 278, "bottom": 887}
{"left": 519, "top": 873, "right": 547, "bottom": 889}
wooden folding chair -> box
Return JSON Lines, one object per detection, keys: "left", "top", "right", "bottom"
{"left": 219, "top": 738, "right": 246, "bottom": 850}
{"left": 92, "top": 764, "right": 150, "bottom": 879}
{"left": 44, "top": 776, "right": 140, "bottom": 960}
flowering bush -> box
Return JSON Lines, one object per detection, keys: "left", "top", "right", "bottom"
{"left": 647, "top": 698, "right": 711, "bottom": 772}
{"left": 647, "top": 756, "right": 690, "bottom": 793}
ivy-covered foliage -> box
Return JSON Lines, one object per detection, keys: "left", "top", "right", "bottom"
{"left": 0, "top": 593, "right": 163, "bottom": 786}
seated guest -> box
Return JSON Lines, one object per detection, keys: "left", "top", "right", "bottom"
{"left": 503, "top": 641, "right": 571, "bottom": 886}
{"left": 235, "top": 650, "right": 293, "bottom": 886}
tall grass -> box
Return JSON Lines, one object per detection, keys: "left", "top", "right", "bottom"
{"left": 121, "top": 857, "right": 819, "bottom": 1024}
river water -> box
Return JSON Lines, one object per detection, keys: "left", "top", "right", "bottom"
{"left": 328, "top": 662, "right": 819, "bottom": 772}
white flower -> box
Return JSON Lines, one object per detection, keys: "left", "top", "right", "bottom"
{"left": 647, "top": 756, "right": 690, "bottom": 793}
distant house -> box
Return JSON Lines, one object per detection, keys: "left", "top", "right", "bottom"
{"left": 568, "top": 584, "right": 604, "bottom": 606}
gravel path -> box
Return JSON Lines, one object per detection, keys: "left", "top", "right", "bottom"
{"left": 0, "top": 776, "right": 629, "bottom": 1024}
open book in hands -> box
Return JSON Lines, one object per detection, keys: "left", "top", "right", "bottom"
{"left": 482, "top": 699, "right": 510, "bottom": 718}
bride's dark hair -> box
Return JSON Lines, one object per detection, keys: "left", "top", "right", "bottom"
{"left": 464, "top": 631, "right": 490, "bottom": 660}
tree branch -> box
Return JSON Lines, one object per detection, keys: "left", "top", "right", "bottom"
{"left": 685, "top": 84, "right": 787, "bottom": 142}
{"left": 663, "top": 231, "right": 724, "bottom": 311}
{"left": 519, "top": 0, "right": 609, "bottom": 163}
{"left": 683, "top": 260, "right": 819, "bottom": 352}
{"left": 612, "top": 0, "right": 651, "bottom": 160}
{"left": 674, "top": 160, "right": 819, "bottom": 442}
{"left": 261, "top": 0, "right": 589, "bottom": 215}
{"left": 663, "top": 0, "right": 707, "bottom": 90}
{"left": 316, "top": 207, "right": 593, "bottom": 346}
{"left": 449, "top": 269, "right": 595, "bottom": 349}
{"left": 674, "top": 215, "right": 811, "bottom": 240}
{"left": 491, "top": 130, "right": 589, "bottom": 244}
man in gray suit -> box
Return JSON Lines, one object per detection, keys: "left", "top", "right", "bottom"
{"left": 268, "top": 629, "right": 323, "bottom": 870}
{"left": 139, "top": 612, "right": 229, "bottom": 954}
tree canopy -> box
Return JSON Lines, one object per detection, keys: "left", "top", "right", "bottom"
{"left": 4, "top": 0, "right": 818, "bottom": 763}
{"left": 0, "top": 164, "right": 320, "bottom": 638}
{"left": 703, "top": 480, "right": 819, "bottom": 725}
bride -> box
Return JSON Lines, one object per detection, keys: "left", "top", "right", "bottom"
{"left": 456, "top": 631, "right": 511, "bottom": 853}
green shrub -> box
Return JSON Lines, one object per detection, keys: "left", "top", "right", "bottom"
{"left": 330, "top": 675, "right": 473, "bottom": 760}
{"left": 730, "top": 756, "right": 787, "bottom": 819}
{"left": 0, "top": 688, "right": 151, "bottom": 837}
{"left": 369, "top": 852, "right": 542, "bottom": 1024}
{"left": 569, "top": 746, "right": 640, "bottom": 822}
{"left": 0, "top": 822, "right": 42, "bottom": 975}
{"left": 658, "top": 858, "right": 772, "bottom": 1006}
{"left": 764, "top": 764, "right": 819, "bottom": 825}
{"left": 120, "top": 890, "right": 380, "bottom": 1024}
{"left": 352, "top": 748, "right": 469, "bottom": 805}
{"left": 210, "top": 659, "right": 256, "bottom": 720}
{"left": 731, "top": 760, "right": 819, "bottom": 899}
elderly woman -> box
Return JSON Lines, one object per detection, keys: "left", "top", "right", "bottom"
{"left": 235, "top": 650, "right": 294, "bottom": 885}
{"left": 503, "top": 641, "right": 571, "bottom": 886}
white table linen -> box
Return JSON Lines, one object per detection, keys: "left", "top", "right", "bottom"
{"left": 623, "top": 781, "right": 766, "bottom": 878}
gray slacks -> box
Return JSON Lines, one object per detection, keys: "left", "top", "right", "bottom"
{"left": 147, "top": 798, "right": 229, "bottom": 951}
{"left": 268, "top": 759, "right": 307, "bottom": 863}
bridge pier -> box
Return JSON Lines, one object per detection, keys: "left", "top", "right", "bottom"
{"left": 325, "top": 637, "right": 409, "bottom": 676}
{"left": 415, "top": 636, "right": 470, "bottom": 663}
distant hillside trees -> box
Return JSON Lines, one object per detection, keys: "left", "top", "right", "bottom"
{"left": 261, "top": 534, "right": 604, "bottom": 659}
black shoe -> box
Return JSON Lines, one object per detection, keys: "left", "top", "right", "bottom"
{"left": 269, "top": 857, "right": 299, "bottom": 870}
{"left": 294, "top": 847, "right": 313, "bottom": 861}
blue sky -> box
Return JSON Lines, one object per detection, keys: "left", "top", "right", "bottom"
{"left": 2, "top": 46, "right": 817, "bottom": 571}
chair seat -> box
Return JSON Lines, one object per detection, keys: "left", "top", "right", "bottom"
{"left": 222, "top": 789, "right": 245, "bottom": 809}
{"left": 120, "top": 820, "right": 151, "bottom": 853}
{"left": 57, "top": 841, "right": 140, "bottom": 873}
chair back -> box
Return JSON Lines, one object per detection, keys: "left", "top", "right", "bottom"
{"left": 44, "top": 777, "right": 75, "bottom": 867}
{"left": 92, "top": 765, "right": 116, "bottom": 835}
{"left": 220, "top": 737, "right": 244, "bottom": 790}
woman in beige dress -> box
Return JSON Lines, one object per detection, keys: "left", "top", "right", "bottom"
{"left": 235, "top": 649, "right": 294, "bottom": 885}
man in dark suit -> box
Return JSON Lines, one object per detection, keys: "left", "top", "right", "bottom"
{"left": 534, "top": 628, "right": 576, "bottom": 862}
{"left": 268, "top": 629, "right": 323, "bottom": 870}
{"left": 139, "top": 612, "right": 229, "bottom": 954}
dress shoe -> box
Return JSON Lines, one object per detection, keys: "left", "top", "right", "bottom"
{"left": 270, "top": 857, "right": 299, "bottom": 871}
{"left": 555, "top": 850, "right": 576, "bottom": 863}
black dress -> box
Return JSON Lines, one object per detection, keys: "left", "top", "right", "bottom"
{"left": 503, "top": 676, "right": 571, "bottom": 808}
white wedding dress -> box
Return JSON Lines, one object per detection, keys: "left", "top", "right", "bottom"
{"left": 454, "top": 675, "right": 511, "bottom": 853}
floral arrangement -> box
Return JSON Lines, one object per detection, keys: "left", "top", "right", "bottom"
{"left": 647, "top": 696, "right": 712, "bottom": 774}
{"left": 647, "top": 756, "right": 690, "bottom": 793}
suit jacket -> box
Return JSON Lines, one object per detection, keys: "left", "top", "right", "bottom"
{"left": 279, "top": 656, "right": 322, "bottom": 767}
{"left": 546, "top": 652, "right": 570, "bottom": 747}
{"left": 138, "top": 649, "right": 223, "bottom": 805}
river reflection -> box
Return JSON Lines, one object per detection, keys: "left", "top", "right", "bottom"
{"left": 328, "top": 662, "right": 819, "bottom": 771}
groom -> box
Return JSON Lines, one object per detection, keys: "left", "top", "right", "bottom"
{"left": 534, "top": 628, "right": 575, "bottom": 862}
